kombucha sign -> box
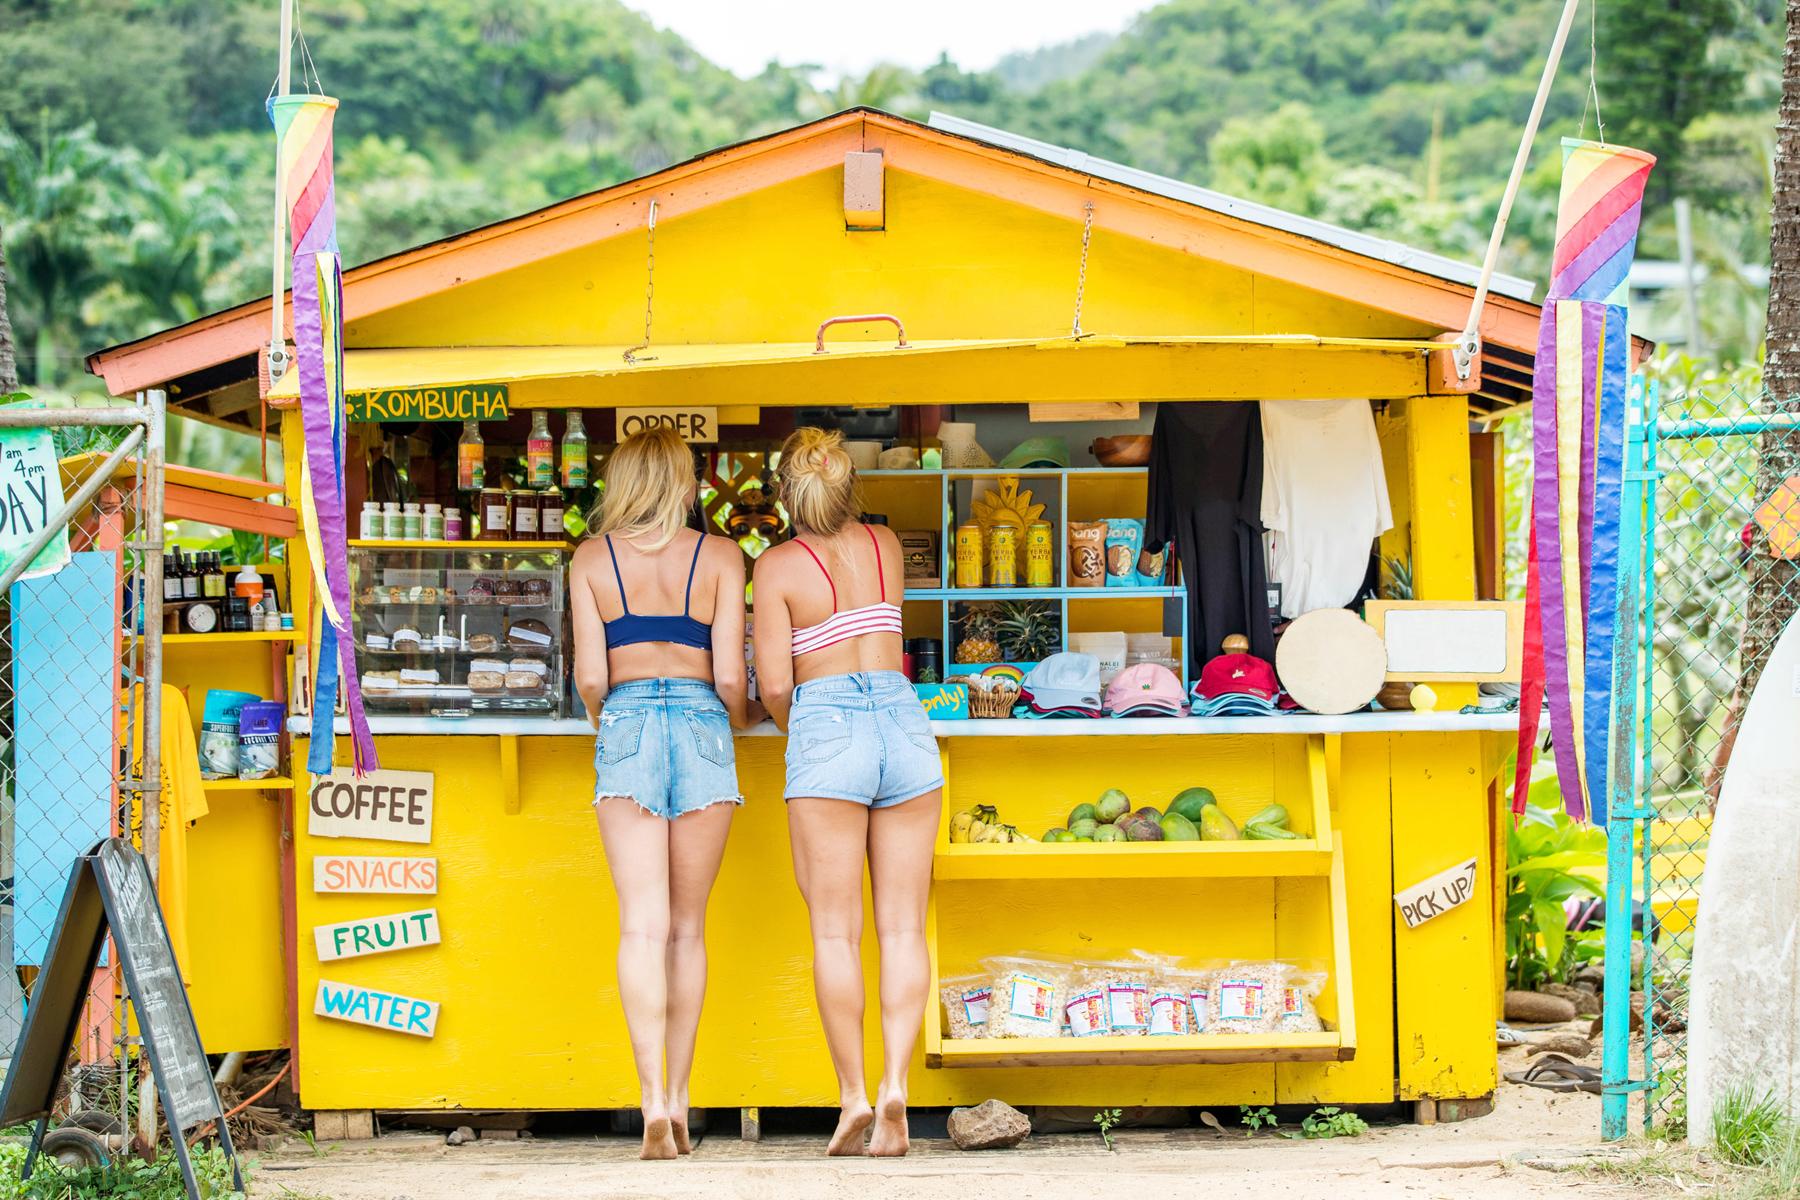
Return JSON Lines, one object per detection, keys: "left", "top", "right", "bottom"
{"left": 308, "top": 768, "right": 433, "bottom": 843}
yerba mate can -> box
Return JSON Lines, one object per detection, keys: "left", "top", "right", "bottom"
{"left": 954, "top": 522, "right": 984, "bottom": 588}
{"left": 987, "top": 523, "right": 1018, "bottom": 588}
{"left": 1026, "top": 521, "right": 1054, "bottom": 587}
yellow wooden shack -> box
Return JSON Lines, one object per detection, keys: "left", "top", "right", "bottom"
{"left": 88, "top": 108, "right": 1623, "bottom": 1125}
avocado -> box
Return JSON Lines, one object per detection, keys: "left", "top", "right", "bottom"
{"left": 1052, "top": 830, "right": 1080, "bottom": 843}
{"left": 1096, "top": 789, "right": 1131, "bottom": 824}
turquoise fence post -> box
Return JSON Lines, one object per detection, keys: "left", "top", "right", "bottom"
{"left": 1601, "top": 376, "right": 1651, "bottom": 1139}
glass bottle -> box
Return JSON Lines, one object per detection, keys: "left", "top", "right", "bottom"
{"left": 527, "top": 411, "right": 554, "bottom": 489}
{"left": 457, "top": 420, "right": 485, "bottom": 491}
{"left": 561, "top": 410, "right": 588, "bottom": 489}
{"left": 162, "top": 553, "right": 181, "bottom": 602}
{"left": 180, "top": 551, "right": 200, "bottom": 600}
{"left": 204, "top": 553, "right": 228, "bottom": 599}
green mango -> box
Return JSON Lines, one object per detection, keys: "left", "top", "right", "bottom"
{"left": 1244, "top": 822, "right": 1303, "bottom": 840}
{"left": 1095, "top": 789, "right": 1131, "bottom": 824}
{"left": 1199, "top": 806, "right": 1240, "bottom": 841}
{"left": 1043, "top": 827, "right": 1067, "bottom": 843}
{"left": 1159, "top": 812, "right": 1200, "bottom": 841}
{"left": 1069, "top": 818, "right": 1100, "bottom": 840}
{"left": 1168, "top": 788, "right": 1216, "bottom": 824}
{"left": 1093, "top": 825, "right": 1126, "bottom": 843}
{"left": 1068, "top": 802, "right": 1099, "bottom": 826}
{"left": 1247, "top": 804, "right": 1289, "bottom": 830}
{"left": 1052, "top": 830, "right": 1080, "bottom": 843}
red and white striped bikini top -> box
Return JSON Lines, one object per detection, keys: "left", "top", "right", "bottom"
{"left": 789, "top": 524, "right": 903, "bottom": 657}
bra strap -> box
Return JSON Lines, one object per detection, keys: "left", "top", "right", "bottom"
{"left": 795, "top": 539, "right": 837, "bottom": 611}
{"left": 604, "top": 535, "right": 632, "bottom": 615}
{"left": 866, "top": 522, "right": 885, "bottom": 602}
{"left": 681, "top": 532, "right": 705, "bottom": 616}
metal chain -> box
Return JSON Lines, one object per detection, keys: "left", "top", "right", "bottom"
{"left": 624, "top": 199, "right": 658, "bottom": 365}
{"left": 1071, "top": 200, "right": 1095, "bottom": 338}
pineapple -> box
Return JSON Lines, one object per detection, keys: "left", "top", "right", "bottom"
{"left": 955, "top": 604, "right": 1003, "bottom": 664}
{"left": 996, "top": 600, "right": 1059, "bottom": 663}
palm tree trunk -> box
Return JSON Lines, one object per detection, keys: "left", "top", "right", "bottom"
{"left": 0, "top": 233, "right": 16, "bottom": 393}
{"left": 1741, "top": 0, "right": 1800, "bottom": 699}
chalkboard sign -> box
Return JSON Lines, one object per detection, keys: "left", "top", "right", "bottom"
{"left": 0, "top": 839, "right": 241, "bottom": 1198}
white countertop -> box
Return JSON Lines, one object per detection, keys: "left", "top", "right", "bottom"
{"left": 291, "top": 711, "right": 1520, "bottom": 738}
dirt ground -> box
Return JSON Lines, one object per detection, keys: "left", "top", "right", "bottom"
{"left": 258, "top": 1075, "right": 1652, "bottom": 1200}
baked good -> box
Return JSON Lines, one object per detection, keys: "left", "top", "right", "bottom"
{"left": 365, "top": 633, "right": 391, "bottom": 650}
{"left": 419, "top": 586, "right": 439, "bottom": 603}
{"left": 519, "top": 578, "right": 551, "bottom": 605}
{"left": 362, "top": 671, "right": 399, "bottom": 692}
{"left": 392, "top": 627, "right": 423, "bottom": 649}
{"left": 470, "top": 658, "right": 508, "bottom": 675}
{"left": 467, "top": 633, "right": 499, "bottom": 653}
{"left": 466, "top": 578, "right": 496, "bottom": 604}
{"left": 507, "top": 657, "right": 547, "bottom": 676}
{"left": 468, "top": 670, "right": 506, "bottom": 693}
{"left": 505, "top": 671, "right": 544, "bottom": 691}
{"left": 399, "top": 667, "right": 440, "bottom": 686}
{"left": 506, "top": 618, "right": 553, "bottom": 650}
{"left": 384, "top": 585, "right": 407, "bottom": 603}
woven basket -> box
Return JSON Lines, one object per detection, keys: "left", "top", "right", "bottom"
{"left": 968, "top": 681, "right": 1020, "bottom": 719}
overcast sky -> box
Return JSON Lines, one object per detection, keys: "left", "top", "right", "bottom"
{"left": 631, "top": 0, "right": 1155, "bottom": 79}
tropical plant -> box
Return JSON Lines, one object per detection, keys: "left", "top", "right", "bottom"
{"left": 994, "top": 600, "right": 1060, "bottom": 662}
{"left": 0, "top": 234, "right": 15, "bottom": 392}
{"left": 1505, "top": 768, "right": 1607, "bottom": 990}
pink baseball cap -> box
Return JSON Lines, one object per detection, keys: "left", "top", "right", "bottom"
{"left": 1104, "top": 663, "right": 1187, "bottom": 717}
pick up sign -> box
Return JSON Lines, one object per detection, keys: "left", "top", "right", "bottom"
{"left": 1394, "top": 857, "right": 1479, "bottom": 929}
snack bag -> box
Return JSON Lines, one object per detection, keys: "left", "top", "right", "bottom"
{"left": 1148, "top": 974, "right": 1194, "bottom": 1036}
{"left": 1069, "top": 522, "right": 1107, "bottom": 587}
{"left": 1275, "top": 962, "right": 1329, "bottom": 1033}
{"left": 982, "top": 955, "right": 1069, "bottom": 1038}
{"left": 940, "top": 973, "right": 992, "bottom": 1040}
{"left": 1104, "top": 518, "right": 1144, "bottom": 587}
{"left": 1209, "top": 961, "right": 1289, "bottom": 1034}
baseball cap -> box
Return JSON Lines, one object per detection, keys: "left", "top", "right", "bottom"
{"left": 1019, "top": 651, "right": 1102, "bottom": 716}
{"left": 998, "top": 436, "right": 1070, "bottom": 470}
{"left": 1104, "top": 663, "right": 1187, "bottom": 717}
{"left": 1190, "top": 653, "right": 1283, "bottom": 717}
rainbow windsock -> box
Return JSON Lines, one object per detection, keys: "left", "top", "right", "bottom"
{"left": 270, "top": 94, "right": 377, "bottom": 774}
{"left": 1515, "top": 139, "right": 1653, "bottom": 822}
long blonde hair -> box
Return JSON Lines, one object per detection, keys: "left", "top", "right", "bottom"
{"left": 779, "top": 427, "right": 860, "bottom": 535}
{"left": 592, "top": 426, "right": 696, "bottom": 549}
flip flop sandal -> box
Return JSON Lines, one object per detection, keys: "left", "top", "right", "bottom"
{"left": 1496, "top": 1022, "right": 1527, "bottom": 1046}
{"left": 1504, "top": 1053, "right": 1603, "bottom": 1093}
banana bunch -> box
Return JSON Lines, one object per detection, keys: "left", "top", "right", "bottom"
{"left": 949, "top": 805, "right": 1036, "bottom": 844}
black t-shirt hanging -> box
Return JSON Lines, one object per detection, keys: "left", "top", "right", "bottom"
{"left": 1143, "top": 401, "right": 1275, "bottom": 670}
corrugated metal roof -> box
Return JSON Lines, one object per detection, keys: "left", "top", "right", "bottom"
{"left": 927, "top": 112, "right": 1538, "bottom": 304}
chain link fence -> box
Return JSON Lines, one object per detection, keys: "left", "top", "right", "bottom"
{"left": 1624, "top": 382, "right": 1800, "bottom": 1136}
{"left": 0, "top": 396, "right": 164, "bottom": 1144}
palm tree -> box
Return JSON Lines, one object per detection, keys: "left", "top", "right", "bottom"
{"left": 0, "top": 236, "right": 16, "bottom": 393}
{"left": 1742, "top": 0, "right": 1800, "bottom": 698}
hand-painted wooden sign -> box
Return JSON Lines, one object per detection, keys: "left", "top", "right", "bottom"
{"left": 1394, "top": 857, "right": 1480, "bottom": 929}
{"left": 315, "top": 979, "right": 439, "bottom": 1038}
{"left": 347, "top": 385, "right": 508, "bottom": 422}
{"left": 617, "top": 407, "right": 718, "bottom": 443}
{"left": 0, "top": 405, "right": 70, "bottom": 580}
{"left": 313, "top": 854, "right": 438, "bottom": 894}
{"left": 314, "top": 908, "right": 440, "bottom": 962}
{"left": 307, "top": 768, "right": 433, "bottom": 843}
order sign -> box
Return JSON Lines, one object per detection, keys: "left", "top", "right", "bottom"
{"left": 616, "top": 407, "right": 718, "bottom": 443}
{"left": 308, "top": 768, "right": 433, "bottom": 844}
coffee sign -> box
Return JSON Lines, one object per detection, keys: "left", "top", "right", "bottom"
{"left": 308, "top": 768, "right": 433, "bottom": 843}
{"left": 1394, "top": 857, "right": 1480, "bottom": 929}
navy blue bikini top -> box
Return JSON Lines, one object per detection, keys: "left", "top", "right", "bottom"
{"left": 602, "top": 533, "right": 712, "bottom": 651}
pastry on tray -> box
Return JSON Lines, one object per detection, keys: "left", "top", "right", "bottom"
{"left": 399, "top": 668, "right": 440, "bottom": 687}
{"left": 466, "top": 632, "right": 499, "bottom": 653}
{"left": 365, "top": 633, "right": 392, "bottom": 650}
{"left": 505, "top": 618, "right": 553, "bottom": 650}
{"left": 505, "top": 671, "right": 545, "bottom": 692}
{"left": 466, "top": 578, "right": 496, "bottom": 604}
{"left": 362, "top": 671, "right": 400, "bottom": 692}
{"left": 517, "top": 578, "right": 551, "bottom": 605}
{"left": 468, "top": 670, "right": 506, "bottom": 693}
{"left": 470, "top": 658, "right": 509, "bottom": 675}
{"left": 391, "top": 627, "right": 423, "bottom": 649}
{"left": 507, "top": 657, "right": 547, "bottom": 676}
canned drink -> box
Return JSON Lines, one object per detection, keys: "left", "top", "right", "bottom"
{"left": 1026, "top": 521, "right": 1054, "bottom": 588}
{"left": 987, "top": 523, "right": 1018, "bottom": 587}
{"left": 955, "top": 522, "right": 984, "bottom": 588}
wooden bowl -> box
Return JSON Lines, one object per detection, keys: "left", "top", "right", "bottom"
{"left": 1090, "top": 435, "right": 1152, "bottom": 467}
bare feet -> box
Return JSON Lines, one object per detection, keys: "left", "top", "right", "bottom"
{"left": 826, "top": 1101, "right": 873, "bottom": 1156}
{"left": 640, "top": 1115, "right": 679, "bottom": 1160}
{"left": 671, "top": 1112, "right": 692, "bottom": 1156}
{"left": 867, "top": 1088, "right": 908, "bottom": 1157}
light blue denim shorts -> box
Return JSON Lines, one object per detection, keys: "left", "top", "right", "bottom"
{"left": 595, "top": 678, "right": 742, "bottom": 818}
{"left": 784, "top": 671, "right": 944, "bottom": 808}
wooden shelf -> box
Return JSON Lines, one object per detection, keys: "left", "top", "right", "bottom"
{"left": 929, "top": 1031, "right": 1349, "bottom": 1069}
{"left": 349, "top": 539, "right": 572, "bottom": 551}
{"left": 165, "top": 631, "right": 294, "bottom": 644}
{"left": 907, "top": 586, "right": 1182, "bottom": 600}
{"left": 866, "top": 467, "right": 1147, "bottom": 479}
{"left": 935, "top": 840, "right": 1333, "bottom": 881}
{"left": 202, "top": 777, "right": 293, "bottom": 791}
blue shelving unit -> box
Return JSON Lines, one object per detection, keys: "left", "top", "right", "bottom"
{"left": 871, "top": 467, "right": 1188, "bottom": 689}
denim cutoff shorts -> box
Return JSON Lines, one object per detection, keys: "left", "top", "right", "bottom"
{"left": 784, "top": 670, "right": 944, "bottom": 807}
{"left": 594, "top": 678, "right": 742, "bottom": 818}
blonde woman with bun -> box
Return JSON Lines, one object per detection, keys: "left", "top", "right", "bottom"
{"left": 570, "top": 426, "right": 755, "bottom": 1159}
{"left": 752, "top": 426, "right": 943, "bottom": 1157}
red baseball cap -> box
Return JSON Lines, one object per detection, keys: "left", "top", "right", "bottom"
{"left": 1196, "top": 653, "right": 1279, "bottom": 701}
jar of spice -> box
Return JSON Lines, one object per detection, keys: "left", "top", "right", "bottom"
{"left": 479, "top": 488, "right": 509, "bottom": 541}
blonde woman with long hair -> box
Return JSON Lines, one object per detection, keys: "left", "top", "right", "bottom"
{"left": 752, "top": 427, "right": 943, "bottom": 1157}
{"left": 570, "top": 426, "right": 754, "bottom": 1159}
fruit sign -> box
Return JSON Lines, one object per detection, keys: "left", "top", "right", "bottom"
{"left": 1394, "top": 857, "right": 1480, "bottom": 929}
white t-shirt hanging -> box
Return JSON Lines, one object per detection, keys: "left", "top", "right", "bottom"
{"left": 1259, "top": 399, "right": 1393, "bottom": 619}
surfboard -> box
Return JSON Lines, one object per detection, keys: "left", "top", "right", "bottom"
{"left": 1688, "top": 608, "right": 1800, "bottom": 1143}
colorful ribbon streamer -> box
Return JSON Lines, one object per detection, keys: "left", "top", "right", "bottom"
{"left": 1515, "top": 139, "right": 1653, "bottom": 821}
{"left": 270, "top": 95, "right": 377, "bottom": 774}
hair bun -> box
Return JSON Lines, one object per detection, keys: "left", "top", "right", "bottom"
{"left": 779, "top": 426, "right": 861, "bottom": 534}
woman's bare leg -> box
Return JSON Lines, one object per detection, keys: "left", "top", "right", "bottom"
{"left": 663, "top": 801, "right": 735, "bottom": 1153}
{"left": 865, "top": 787, "right": 942, "bottom": 1157}
{"left": 594, "top": 797, "right": 677, "bottom": 1160}
{"left": 788, "top": 796, "right": 873, "bottom": 1155}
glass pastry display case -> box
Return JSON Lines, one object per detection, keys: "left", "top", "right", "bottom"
{"left": 348, "top": 540, "right": 570, "bottom": 719}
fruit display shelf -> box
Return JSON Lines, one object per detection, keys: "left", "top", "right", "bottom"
{"left": 934, "top": 838, "right": 1333, "bottom": 881}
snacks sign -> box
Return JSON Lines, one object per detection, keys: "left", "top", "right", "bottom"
{"left": 313, "top": 854, "right": 438, "bottom": 894}
{"left": 308, "top": 768, "right": 433, "bottom": 843}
